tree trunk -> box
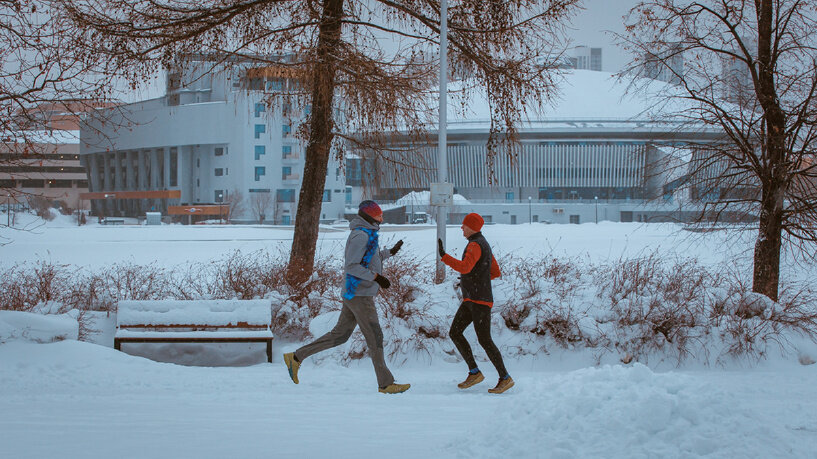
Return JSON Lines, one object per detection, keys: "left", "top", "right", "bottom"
{"left": 751, "top": 0, "right": 785, "bottom": 302}
{"left": 286, "top": 0, "right": 345, "bottom": 285}
{"left": 753, "top": 183, "right": 784, "bottom": 302}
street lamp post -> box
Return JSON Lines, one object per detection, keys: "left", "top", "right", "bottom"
{"left": 435, "top": 0, "right": 450, "bottom": 284}
{"left": 7, "top": 193, "right": 10, "bottom": 228}
{"left": 528, "top": 196, "right": 532, "bottom": 224}
{"left": 594, "top": 196, "right": 598, "bottom": 224}
{"left": 218, "top": 192, "right": 223, "bottom": 224}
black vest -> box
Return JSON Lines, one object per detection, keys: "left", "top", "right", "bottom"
{"left": 460, "top": 232, "right": 493, "bottom": 304}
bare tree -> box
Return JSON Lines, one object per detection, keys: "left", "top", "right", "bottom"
{"left": 621, "top": 0, "right": 817, "bottom": 301}
{"left": 60, "top": 0, "right": 579, "bottom": 284}
{"left": 1, "top": 2, "right": 112, "bottom": 205}
{"left": 250, "top": 191, "right": 273, "bottom": 224}
{"left": 224, "top": 188, "right": 245, "bottom": 224}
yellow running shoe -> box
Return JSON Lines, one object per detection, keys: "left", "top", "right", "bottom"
{"left": 488, "top": 376, "right": 514, "bottom": 394}
{"left": 457, "top": 371, "right": 485, "bottom": 389}
{"left": 283, "top": 352, "right": 300, "bottom": 384}
{"left": 378, "top": 383, "right": 411, "bottom": 394}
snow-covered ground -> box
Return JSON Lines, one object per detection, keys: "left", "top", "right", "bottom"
{"left": 2, "top": 215, "right": 816, "bottom": 457}
{"left": 1, "top": 338, "right": 815, "bottom": 458}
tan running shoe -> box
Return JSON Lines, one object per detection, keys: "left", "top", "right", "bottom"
{"left": 457, "top": 371, "right": 485, "bottom": 389}
{"left": 378, "top": 383, "right": 411, "bottom": 394}
{"left": 488, "top": 376, "right": 514, "bottom": 394}
{"left": 283, "top": 352, "right": 300, "bottom": 384}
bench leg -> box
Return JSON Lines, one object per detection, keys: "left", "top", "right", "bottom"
{"left": 114, "top": 339, "right": 121, "bottom": 351}
{"left": 266, "top": 340, "right": 273, "bottom": 363}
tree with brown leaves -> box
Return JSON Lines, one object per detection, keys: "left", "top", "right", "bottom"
{"left": 60, "top": 0, "right": 579, "bottom": 285}
{"left": 621, "top": 0, "right": 817, "bottom": 301}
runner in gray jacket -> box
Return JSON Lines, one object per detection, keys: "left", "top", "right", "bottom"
{"left": 283, "top": 200, "right": 411, "bottom": 394}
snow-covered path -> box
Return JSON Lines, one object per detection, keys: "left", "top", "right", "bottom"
{"left": 2, "top": 340, "right": 815, "bottom": 458}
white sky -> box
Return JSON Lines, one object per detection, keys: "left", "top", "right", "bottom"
{"left": 121, "top": 0, "right": 642, "bottom": 102}
{"left": 566, "top": 0, "right": 641, "bottom": 72}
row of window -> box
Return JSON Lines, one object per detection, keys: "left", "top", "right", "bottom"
{"left": 0, "top": 179, "right": 87, "bottom": 188}
{"left": 254, "top": 124, "right": 292, "bottom": 139}
{"left": 253, "top": 145, "right": 296, "bottom": 161}
{"left": 254, "top": 103, "right": 311, "bottom": 118}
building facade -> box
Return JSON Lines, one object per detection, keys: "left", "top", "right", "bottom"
{"left": 79, "top": 55, "right": 345, "bottom": 224}
{"left": 1, "top": 102, "right": 107, "bottom": 211}
{"left": 347, "top": 70, "right": 726, "bottom": 224}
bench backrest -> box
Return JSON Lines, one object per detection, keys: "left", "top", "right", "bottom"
{"left": 117, "top": 300, "right": 271, "bottom": 328}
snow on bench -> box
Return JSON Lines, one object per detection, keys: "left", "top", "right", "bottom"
{"left": 114, "top": 300, "right": 274, "bottom": 362}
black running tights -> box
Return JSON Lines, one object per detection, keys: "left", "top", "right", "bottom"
{"left": 449, "top": 301, "right": 508, "bottom": 378}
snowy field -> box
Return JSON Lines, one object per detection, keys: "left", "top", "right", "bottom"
{"left": 2, "top": 214, "right": 817, "bottom": 458}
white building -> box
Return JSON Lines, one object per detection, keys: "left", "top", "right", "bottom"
{"left": 79, "top": 55, "right": 345, "bottom": 224}
{"left": 347, "top": 70, "right": 729, "bottom": 224}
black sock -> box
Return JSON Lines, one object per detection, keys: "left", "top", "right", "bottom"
{"left": 293, "top": 354, "right": 300, "bottom": 363}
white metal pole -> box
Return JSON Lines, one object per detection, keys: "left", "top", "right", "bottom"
{"left": 435, "top": 0, "right": 449, "bottom": 284}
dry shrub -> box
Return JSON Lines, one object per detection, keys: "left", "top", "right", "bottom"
{"left": 27, "top": 196, "right": 55, "bottom": 221}
{"left": 215, "top": 250, "right": 273, "bottom": 300}
{"left": 0, "top": 261, "right": 69, "bottom": 311}
{"left": 499, "top": 254, "right": 585, "bottom": 349}
{"left": 377, "top": 253, "right": 448, "bottom": 360}
{"left": 100, "top": 262, "right": 171, "bottom": 310}
{"left": 597, "top": 255, "right": 712, "bottom": 363}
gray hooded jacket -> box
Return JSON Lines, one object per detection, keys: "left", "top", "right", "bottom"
{"left": 344, "top": 215, "right": 392, "bottom": 297}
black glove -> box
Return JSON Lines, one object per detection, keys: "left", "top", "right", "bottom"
{"left": 374, "top": 274, "right": 391, "bottom": 289}
{"left": 437, "top": 238, "right": 446, "bottom": 258}
{"left": 389, "top": 239, "right": 403, "bottom": 256}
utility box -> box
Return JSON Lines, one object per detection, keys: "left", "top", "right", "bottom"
{"left": 430, "top": 182, "right": 454, "bottom": 206}
{"left": 145, "top": 212, "right": 162, "bottom": 225}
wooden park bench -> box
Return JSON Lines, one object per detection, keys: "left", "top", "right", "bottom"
{"left": 114, "top": 299, "right": 274, "bottom": 362}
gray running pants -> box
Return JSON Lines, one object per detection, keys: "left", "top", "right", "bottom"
{"left": 294, "top": 295, "right": 395, "bottom": 388}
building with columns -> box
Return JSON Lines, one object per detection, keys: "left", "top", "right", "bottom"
{"left": 347, "top": 70, "right": 729, "bottom": 224}
{"left": 79, "top": 55, "right": 345, "bottom": 224}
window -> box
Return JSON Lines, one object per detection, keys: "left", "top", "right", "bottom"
{"left": 282, "top": 215, "right": 291, "bottom": 225}
{"left": 282, "top": 166, "right": 292, "bottom": 180}
{"left": 266, "top": 79, "right": 283, "bottom": 92}
{"left": 76, "top": 180, "right": 88, "bottom": 189}
{"left": 282, "top": 145, "right": 292, "bottom": 159}
{"left": 214, "top": 168, "right": 224, "bottom": 177}
{"left": 532, "top": 215, "right": 539, "bottom": 223}
{"left": 282, "top": 124, "right": 291, "bottom": 137}
{"left": 196, "top": 179, "right": 200, "bottom": 187}
{"left": 345, "top": 186, "right": 352, "bottom": 205}
{"left": 214, "top": 147, "right": 225, "bottom": 156}
{"left": 505, "top": 192, "right": 514, "bottom": 203}
{"left": 510, "top": 215, "right": 517, "bottom": 225}
{"left": 196, "top": 158, "right": 200, "bottom": 167}
{"left": 277, "top": 189, "right": 295, "bottom": 202}
{"left": 304, "top": 104, "right": 311, "bottom": 116}
{"left": 214, "top": 190, "right": 224, "bottom": 203}
{"left": 254, "top": 166, "right": 266, "bottom": 181}
{"left": 569, "top": 215, "right": 580, "bottom": 224}
{"left": 254, "top": 124, "right": 266, "bottom": 139}
{"left": 254, "top": 103, "right": 265, "bottom": 117}
{"left": 322, "top": 190, "right": 331, "bottom": 202}
{"left": 249, "top": 188, "right": 271, "bottom": 193}
{"left": 255, "top": 145, "right": 266, "bottom": 160}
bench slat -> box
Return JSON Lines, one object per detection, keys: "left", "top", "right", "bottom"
{"left": 115, "top": 330, "right": 273, "bottom": 339}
